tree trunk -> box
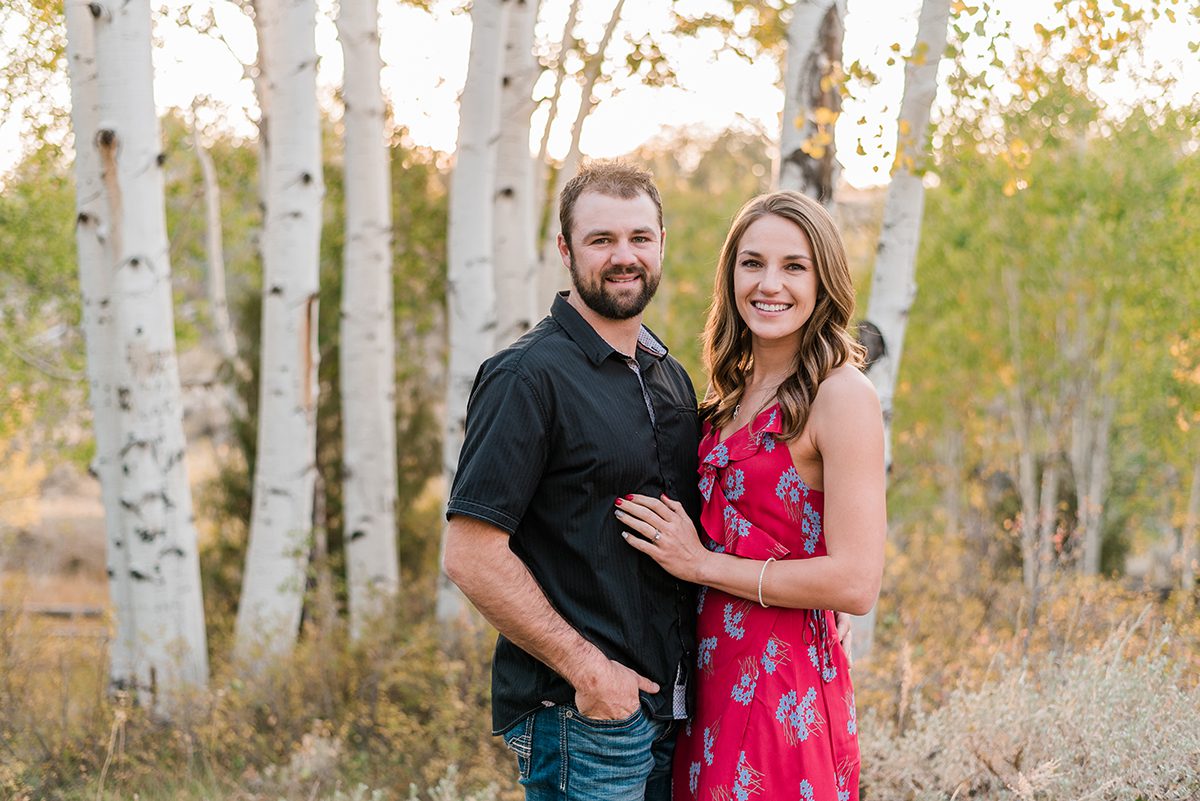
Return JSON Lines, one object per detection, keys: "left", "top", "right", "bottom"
{"left": 234, "top": 0, "right": 324, "bottom": 664}
{"left": 337, "top": 0, "right": 401, "bottom": 641}
{"left": 537, "top": 0, "right": 626, "bottom": 311}
{"left": 90, "top": 0, "right": 209, "bottom": 707}
{"left": 777, "top": 0, "right": 846, "bottom": 204}
{"left": 493, "top": 0, "right": 540, "bottom": 349}
{"left": 853, "top": 0, "right": 952, "bottom": 662}
{"left": 436, "top": 0, "right": 509, "bottom": 626}
{"left": 191, "top": 124, "right": 240, "bottom": 365}
{"left": 1182, "top": 458, "right": 1200, "bottom": 593}
{"left": 532, "top": 0, "right": 581, "bottom": 234}
{"left": 66, "top": 0, "right": 135, "bottom": 691}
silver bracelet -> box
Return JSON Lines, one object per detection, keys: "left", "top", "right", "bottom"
{"left": 757, "top": 557, "right": 776, "bottom": 608}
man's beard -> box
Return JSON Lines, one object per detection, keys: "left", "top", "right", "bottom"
{"left": 568, "top": 256, "right": 661, "bottom": 321}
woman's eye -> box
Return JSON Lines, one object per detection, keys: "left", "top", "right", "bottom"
{"left": 740, "top": 260, "right": 760, "bottom": 269}
{"left": 786, "top": 262, "right": 808, "bottom": 271}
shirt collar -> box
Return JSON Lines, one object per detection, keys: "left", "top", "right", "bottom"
{"left": 551, "top": 291, "right": 670, "bottom": 366}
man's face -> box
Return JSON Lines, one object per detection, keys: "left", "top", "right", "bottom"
{"left": 559, "top": 191, "right": 663, "bottom": 321}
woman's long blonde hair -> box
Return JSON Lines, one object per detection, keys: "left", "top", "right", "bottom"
{"left": 699, "top": 191, "right": 865, "bottom": 441}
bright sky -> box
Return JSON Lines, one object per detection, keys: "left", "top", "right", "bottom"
{"left": 1, "top": 0, "right": 1198, "bottom": 186}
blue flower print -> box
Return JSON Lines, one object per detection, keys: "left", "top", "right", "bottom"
{"left": 775, "top": 467, "right": 810, "bottom": 522}
{"left": 730, "top": 658, "right": 759, "bottom": 705}
{"left": 799, "top": 779, "right": 815, "bottom": 801}
{"left": 723, "top": 602, "right": 747, "bottom": 640}
{"left": 846, "top": 690, "right": 857, "bottom": 736}
{"left": 732, "top": 751, "right": 764, "bottom": 800}
{"left": 760, "top": 635, "right": 791, "bottom": 675}
{"left": 724, "top": 505, "right": 752, "bottom": 547}
{"left": 761, "top": 433, "right": 777, "bottom": 453}
{"left": 836, "top": 760, "right": 854, "bottom": 801}
{"left": 689, "top": 761, "right": 701, "bottom": 796}
{"left": 705, "top": 442, "right": 730, "bottom": 469}
{"left": 703, "top": 723, "right": 718, "bottom": 766}
{"left": 699, "top": 470, "right": 715, "bottom": 502}
{"left": 696, "top": 585, "right": 708, "bottom": 614}
{"left": 698, "top": 636, "right": 718, "bottom": 675}
{"left": 775, "top": 687, "right": 824, "bottom": 745}
{"left": 801, "top": 501, "right": 822, "bottom": 554}
{"left": 724, "top": 468, "right": 746, "bottom": 501}
{"left": 808, "top": 640, "right": 838, "bottom": 683}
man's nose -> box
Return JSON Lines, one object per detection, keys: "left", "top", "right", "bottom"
{"left": 611, "top": 238, "right": 637, "bottom": 265}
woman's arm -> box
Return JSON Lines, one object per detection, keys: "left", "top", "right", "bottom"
{"left": 618, "top": 367, "right": 886, "bottom": 614}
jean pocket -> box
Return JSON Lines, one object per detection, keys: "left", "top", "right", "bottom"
{"left": 568, "top": 705, "right": 645, "bottom": 730}
{"left": 501, "top": 714, "right": 534, "bottom": 780}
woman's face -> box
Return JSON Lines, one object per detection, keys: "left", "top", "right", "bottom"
{"left": 732, "top": 213, "right": 818, "bottom": 348}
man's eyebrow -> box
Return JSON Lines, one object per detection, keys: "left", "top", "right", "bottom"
{"left": 737, "top": 248, "right": 814, "bottom": 262}
{"left": 582, "top": 226, "right": 659, "bottom": 239}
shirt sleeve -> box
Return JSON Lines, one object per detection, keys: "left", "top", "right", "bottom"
{"left": 446, "top": 365, "right": 549, "bottom": 534}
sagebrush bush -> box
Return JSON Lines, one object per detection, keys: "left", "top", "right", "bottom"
{"left": 860, "top": 617, "right": 1200, "bottom": 800}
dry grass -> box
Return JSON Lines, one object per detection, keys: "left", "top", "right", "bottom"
{"left": 860, "top": 614, "right": 1200, "bottom": 800}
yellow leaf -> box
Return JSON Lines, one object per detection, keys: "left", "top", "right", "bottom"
{"left": 1002, "top": 179, "right": 1018, "bottom": 197}
{"left": 856, "top": 141, "right": 867, "bottom": 156}
{"left": 898, "top": 119, "right": 912, "bottom": 136}
{"left": 890, "top": 42, "right": 902, "bottom": 52}
{"left": 793, "top": 115, "right": 805, "bottom": 130}
{"left": 813, "top": 107, "right": 839, "bottom": 126}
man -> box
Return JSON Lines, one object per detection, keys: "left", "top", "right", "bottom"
{"left": 443, "top": 160, "right": 700, "bottom": 800}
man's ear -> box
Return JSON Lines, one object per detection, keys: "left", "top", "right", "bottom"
{"left": 660, "top": 227, "right": 667, "bottom": 260}
{"left": 557, "top": 233, "right": 571, "bottom": 268}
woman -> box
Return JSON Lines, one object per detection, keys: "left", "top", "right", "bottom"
{"left": 615, "top": 191, "right": 886, "bottom": 801}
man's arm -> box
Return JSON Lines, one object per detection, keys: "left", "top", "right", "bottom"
{"left": 443, "top": 514, "right": 659, "bottom": 719}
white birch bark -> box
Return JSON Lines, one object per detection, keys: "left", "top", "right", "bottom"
{"left": 436, "top": 0, "right": 509, "bottom": 625}
{"left": 191, "top": 125, "right": 239, "bottom": 365}
{"left": 66, "top": 0, "right": 135, "bottom": 690}
{"left": 777, "top": 0, "right": 846, "bottom": 204}
{"left": 532, "top": 0, "right": 581, "bottom": 230}
{"left": 234, "top": 0, "right": 324, "bottom": 663}
{"left": 90, "top": 0, "right": 209, "bottom": 704}
{"left": 537, "top": 0, "right": 625, "bottom": 309}
{"left": 1181, "top": 459, "right": 1199, "bottom": 593}
{"left": 337, "top": 0, "right": 400, "bottom": 640}
{"left": 854, "top": 0, "right": 951, "bottom": 661}
{"left": 494, "top": 0, "right": 540, "bottom": 349}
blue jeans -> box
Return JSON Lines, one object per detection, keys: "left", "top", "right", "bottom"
{"left": 501, "top": 705, "right": 676, "bottom": 800}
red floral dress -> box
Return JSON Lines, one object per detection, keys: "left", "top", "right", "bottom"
{"left": 673, "top": 404, "right": 859, "bottom": 801}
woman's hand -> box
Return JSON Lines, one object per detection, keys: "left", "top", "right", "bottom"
{"left": 615, "top": 494, "right": 710, "bottom": 583}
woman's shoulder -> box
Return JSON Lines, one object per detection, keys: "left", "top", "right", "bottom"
{"left": 819, "top": 362, "right": 876, "bottom": 395}
{"left": 813, "top": 363, "right": 881, "bottom": 420}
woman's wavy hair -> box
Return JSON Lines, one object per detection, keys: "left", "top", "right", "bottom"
{"left": 699, "top": 191, "right": 866, "bottom": 442}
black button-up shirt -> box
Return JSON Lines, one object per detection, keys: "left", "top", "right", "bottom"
{"left": 447, "top": 292, "right": 702, "bottom": 734}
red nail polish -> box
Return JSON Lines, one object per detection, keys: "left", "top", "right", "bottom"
{"left": 624, "top": 494, "right": 633, "bottom": 500}
{"left": 615, "top": 498, "right": 623, "bottom": 505}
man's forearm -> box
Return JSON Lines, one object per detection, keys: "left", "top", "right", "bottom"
{"left": 443, "top": 517, "right": 603, "bottom": 687}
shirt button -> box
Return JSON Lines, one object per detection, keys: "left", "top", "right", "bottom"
{"left": 565, "top": 710, "right": 574, "bottom": 719}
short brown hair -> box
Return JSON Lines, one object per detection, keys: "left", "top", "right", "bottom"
{"left": 558, "top": 160, "right": 664, "bottom": 251}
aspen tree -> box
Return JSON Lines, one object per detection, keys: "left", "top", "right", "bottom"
{"left": 493, "top": 0, "right": 541, "bottom": 348}
{"left": 856, "top": 0, "right": 952, "bottom": 659}
{"left": 235, "top": 0, "right": 324, "bottom": 662}
{"left": 777, "top": 0, "right": 846, "bottom": 203}
{"left": 436, "top": 0, "right": 509, "bottom": 625}
{"left": 87, "top": 0, "right": 209, "bottom": 703}
{"left": 337, "top": 0, "right": 401, "bottom": 639}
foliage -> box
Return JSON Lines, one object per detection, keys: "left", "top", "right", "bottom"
{"left": 636, "top": 128, "right": 774, "bottom": 384}
{"left": 861, "top": 613, "right": 1200, "bottom": 800}
{"left": 0, "top": 144, "right": 86, "bottom": 446}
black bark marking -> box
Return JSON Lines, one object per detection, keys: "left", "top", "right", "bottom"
{"left": 856, "top": 320, "right": 886, "bottom": 367}
{"left": 348, "top": 529, "right": 366, "bottom": 541}
{"left": 130, "top": 569, "right": 152, "bottom": 582}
